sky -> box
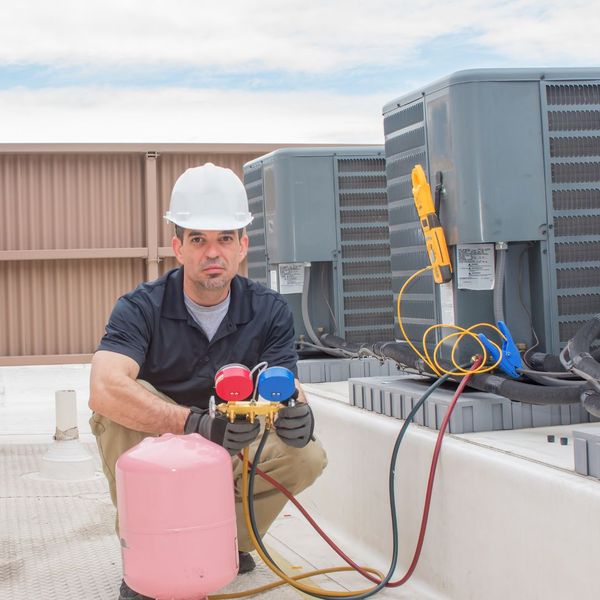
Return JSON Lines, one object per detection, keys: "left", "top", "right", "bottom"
{"left": 1, "top": 0, "right": 599, "bottom": 144}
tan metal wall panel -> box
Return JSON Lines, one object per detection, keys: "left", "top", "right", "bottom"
{"left": 159, "top": 257, "right": 179, "bottom": 276}
{"left": 0, "top": 145, "right": 282, "bottom": 363}
{"left": 157, "top": 153, "right": 260, "bottom": 246}
{"left": 0, "top": 259, "right": 145, "bottom": 357}
{"left": 0, "top": 153, "right": 145, "bottom": 250}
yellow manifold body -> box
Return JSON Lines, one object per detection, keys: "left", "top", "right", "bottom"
{"left": 216, "top": 400, "right": 282, "bottom": 429}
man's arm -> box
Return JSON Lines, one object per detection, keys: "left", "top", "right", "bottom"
{"left": 89, "top": 350, "right": 189, "bottom": 434}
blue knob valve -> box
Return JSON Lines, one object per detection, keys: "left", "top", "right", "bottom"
{"left": 257, "top": 367, "right": 296, "bottom": 402}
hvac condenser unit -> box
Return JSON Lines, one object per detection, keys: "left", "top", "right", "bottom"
{"left": 243, "top": 147, "right": 394, "bottom": 348}
{"left": 383, "top": 68, "right": 600, "bottom": 361}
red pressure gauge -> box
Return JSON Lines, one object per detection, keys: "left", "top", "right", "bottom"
{"left": 214, "top": 364, "right": 254, "bottom": 401}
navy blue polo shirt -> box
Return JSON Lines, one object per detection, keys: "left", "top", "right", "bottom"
{"left": 97, "top": 267, "right": 298, "bottom": 408}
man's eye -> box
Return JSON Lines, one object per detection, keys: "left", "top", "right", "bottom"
{"left": 190, "top": 237, "right": 203, "bottom": 244}
{"left": 221, "top": 236, "right": 233, "bottom": 242}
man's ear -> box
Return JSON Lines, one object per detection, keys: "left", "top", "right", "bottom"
{"left": 172, "top": 235, "right": 184, "bottom": 265}
{"left": 239, "top": 233, "right": 249, "bottom": 262}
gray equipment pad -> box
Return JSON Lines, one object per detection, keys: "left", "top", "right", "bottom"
{"left": 298, "top": 357, "right": 396, "bottom": 384}
{"left": 350, "top": 375, "right": 592, "bottom": 433}
{"left": 574, "top": 429, "right": 600, "bottom": 478}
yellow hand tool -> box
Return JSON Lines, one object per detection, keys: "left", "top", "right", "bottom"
{"left": 411, "top": 164, "right": 453, "bottom": 284}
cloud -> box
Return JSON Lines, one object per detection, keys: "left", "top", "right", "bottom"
{"left": 474, "top": 1, "right": 600, "bottom": 63}
{"left": 0, "top": 86, "right": 389, "bottom": 143}
{"left": 2, "top": 0, "right": 598, "bottom": 74}
{"left": 2, "top": 1, "right": 598, "bottom": 143}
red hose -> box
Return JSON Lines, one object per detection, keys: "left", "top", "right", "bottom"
{"left": 388, "top": 356, "right": 483, "bottom": 586}
{"left": 243, "top": 457, "right": 381, "bottom": 583}
{"left": 244, "top": 356, "right": 483, "bottom": 588}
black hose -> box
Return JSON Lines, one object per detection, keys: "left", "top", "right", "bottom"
{"left": 528, "top": 352, "right": 567, "bottom": 373}
{"left": 517, "top": 370, "right": 584, "bottom": 387}
{"left": 371, "top": 341, "right": 430, "bottom": 373}
{"left": 321, "top": 321, "right": 595, "bottom": 406}
{"left": 529, "top": 348, "right": 600, "bottom": 373}
{"left": 466, "top": 373, "right": 585, "bottom": 404}
{"left": 580, "top": 390, "right": 600, "bottom": 418}
{"left": 319, "top": 333, "right": 366, "bottom": 354}
{"left": 561, "top": 314, "right": 600, "bottom": 379}
{"left": 319, "top": 334, "right": 436, "bottom": 375}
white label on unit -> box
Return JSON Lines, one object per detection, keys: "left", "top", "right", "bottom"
{"left": 457, "top": 244, "right": 495, "bottom": 290}
{"left": 278, "top": 263, "right": 308, "bottom": 294}
{"left": 438, "top": 282, "right": 456, "bottom": 325}
{"left": 269, "top": 268, "right": 278, "bottom": 292}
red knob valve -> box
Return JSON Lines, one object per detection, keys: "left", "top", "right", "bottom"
{"left": 214, "top": 364, "right": 254, "bottom": 401}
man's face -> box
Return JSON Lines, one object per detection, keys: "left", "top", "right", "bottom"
{"left": 172, "top": 229, "right": 248, "bottom": 292}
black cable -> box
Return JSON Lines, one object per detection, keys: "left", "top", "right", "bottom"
{"left": 246, "top": 373, "right": 452, "bottom": 599}
{"left": 516, "top": 369, "right": 584, "bottom": 387}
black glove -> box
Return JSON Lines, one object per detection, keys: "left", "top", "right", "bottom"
{"left": 184, "top": 407, "right": 260, "bottom": 456}
{"left": 274, "top": 402, "right": 315, "bottom": 448}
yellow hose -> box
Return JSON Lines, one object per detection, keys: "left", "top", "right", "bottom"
{"left": 209, "top": 448, "right": 386, "bottom": 598}
{"left": 396, "top": 266, "right": 505, "bottom": 375}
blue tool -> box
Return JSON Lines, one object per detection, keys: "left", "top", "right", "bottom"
{"left": 477, "top": 321, "right": 523, "bottom": 379}
{"left": 257, "top": 366, "right": 296, "bottom": 402}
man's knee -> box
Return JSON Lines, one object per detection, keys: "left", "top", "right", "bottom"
{"left": 284, "top": 437, "right": 328, "bottom": 492}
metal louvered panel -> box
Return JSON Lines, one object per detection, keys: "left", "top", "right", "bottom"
{"left": 336, "top": 157, "right": 393, "bottom": 343}
{"left": 546, "top": 84, "right": 600, "bottom": 105}
{"left": 551, "top": 162, "right": 600, "bottom": 183}
{"left": 554, "top": 215, "right": 600, "bottom": 236}
{"left": 560, "top": 319, "right": 593, "bottom": 342}
{"left": 558, "top": 294, "right": 600, "bottom": 315}
{"left": 338, "top": 174, "right": 387, "bottom": 190}
{"left": 243, "top": 166, "right": 267, "bottom": 285}
{"left": 343, "top": 277, "right": 391, "bottom": 293}
{"left": 557, "top": 267, "right": 600, "bottom": 289}
{"left": 544, "top": 81, "right": 600, "bottom": 347}
{"left": 555, "top": 241, "right": 600, "bottom": 263}
{"left": 383, "top": 99, "right": 435, "bottom": 341}
{"left": 550, "top": 136, "right": 600, "bottom": 157}
{"left": 553, "top": 188, "right": 600, "bottom": 210}
{"left": 344, "top": 294, "right": 394, "bottom": 311}
{"left": 340, "top": 225, "right": 391, "bottom": 242}
{"left": 340, "top": 242, "right": 389, "bottom": 259}
{"left": 548, "top": 110, "right": 600, "bottom": 131}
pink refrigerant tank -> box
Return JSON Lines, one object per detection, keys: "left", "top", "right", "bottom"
{"left": 116, "top": 433, "right": 238, "bottom": 600}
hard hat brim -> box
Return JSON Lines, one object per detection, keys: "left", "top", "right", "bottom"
{"left": 164, "top": 212, "right": 253, "bottom": 232}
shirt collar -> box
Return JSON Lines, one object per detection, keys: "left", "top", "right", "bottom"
{"left": 162, "top": 267, "right": 253, "bottom": 325}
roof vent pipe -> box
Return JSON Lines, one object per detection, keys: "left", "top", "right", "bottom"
{"left": 39, "top": 390, "right": 97, "bottom": 481}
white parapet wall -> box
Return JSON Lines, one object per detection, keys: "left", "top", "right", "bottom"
{"left": 302, "top": 382, "right": 600, "bottom": 600}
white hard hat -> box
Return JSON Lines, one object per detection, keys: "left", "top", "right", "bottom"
{"left": 165, "top": 163, "right": 253, "bottom": 231}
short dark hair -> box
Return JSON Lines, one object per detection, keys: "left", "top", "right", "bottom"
{"left": 174, "top": 225, "right": 244, "bottom": 242}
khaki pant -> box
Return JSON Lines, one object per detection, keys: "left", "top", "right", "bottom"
{"left": 89, "top": 381, "right": 328, "bottom": 552}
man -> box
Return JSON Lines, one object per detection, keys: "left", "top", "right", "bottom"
{"left": 89, "top": 163, "right": 327, "bottom": 600}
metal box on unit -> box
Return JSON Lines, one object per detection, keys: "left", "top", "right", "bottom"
{"left": 243, "top": 148, "right": 394, "bottom": 347}
{"left": 383, "top": 68, "right": 600, "bottom": 360}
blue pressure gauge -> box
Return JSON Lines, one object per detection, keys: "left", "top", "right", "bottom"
{"left": 257, "top": 366, "right": 296, "bottom": 402}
